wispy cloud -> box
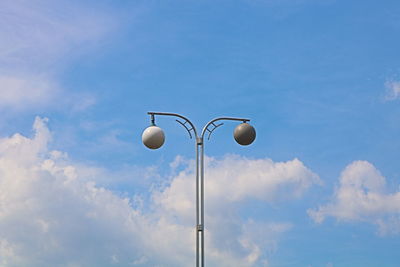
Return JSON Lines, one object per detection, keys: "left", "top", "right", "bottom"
{"left": 0, "top": 117, "right": 319, "bottom": 266}
{"left": 308, "top": 160, "right": 400, "bottom": 236}
{"left": 0, "top": 0, "right": 115, "bottom": 111}
{"left": 0, "top": 74, "right": 60, "bottom": 111}
{"left": 384, "top": 80, "right": 400, "bottom": 101}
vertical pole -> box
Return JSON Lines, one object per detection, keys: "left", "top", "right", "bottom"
{"left": 195, "top": 138, "right": 200, "bottom": 267}
{"left": 196, "top": 137, "right": 204, "bottom": 267}
{"left": 200, "top": 138, "right": 205, "bottom": 267}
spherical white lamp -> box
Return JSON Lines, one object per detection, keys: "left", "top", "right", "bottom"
{"left": 142, "top": 125, "right": 165, "bottom": 149}
{"left": 233, "top": 123, "right": 256, "bottom": 146}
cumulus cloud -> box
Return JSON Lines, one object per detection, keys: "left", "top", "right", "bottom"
{"left": 154, "top": 155, "right": 319, "bottom": 266}
{"left": 156, "top": 155, "right": 320, "bottom": 221}
{"left": 0, "top": 0, "right": 114, "bottom": 111}
{"left": 0, "top": 117, "right": 320, "bottom": 266}
{"left": 384, "top": 80, "right": 400, "bottom": 101}
{"left": 308, "top": 161, "right": 400, "bottom": 235}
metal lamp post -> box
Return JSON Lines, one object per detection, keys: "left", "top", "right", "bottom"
{"left": 142, "top": 112, "right": 256, "bottom": 267}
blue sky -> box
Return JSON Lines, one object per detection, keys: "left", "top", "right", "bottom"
{"left": 1, "top": 0, "right": 400, "bottom": 266}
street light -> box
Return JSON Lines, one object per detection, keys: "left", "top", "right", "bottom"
{"left": 142, "top": 112, "right": 256, "bottom": 267}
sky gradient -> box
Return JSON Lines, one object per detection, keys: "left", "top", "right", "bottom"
{"left": 1, "top": 0, "right": 400, "bottom": 266}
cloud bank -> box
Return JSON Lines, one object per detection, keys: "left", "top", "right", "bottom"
{"left": 0, "top": 118, "right": 321, "bottom": 266}
{"left": 308, "top": 161, "right": 400, "bottom": 235}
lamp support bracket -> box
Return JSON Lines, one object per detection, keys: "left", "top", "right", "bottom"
{"left": 176, "top": 119, "right": 194, "bottom": 139}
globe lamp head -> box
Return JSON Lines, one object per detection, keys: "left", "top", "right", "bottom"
{"left": 142, "top": 126, "right": 165, "bottom": 149}
{"left": 233, "top": 123, "right": 256, "bottom": 146}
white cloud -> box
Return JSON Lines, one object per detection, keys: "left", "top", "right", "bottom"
{"left": 0, "top": 117, "right": 319, "bottom": 266}
{"left": 0, "top": 0, "right": 112, "bottom": 69}
{"left": 152, "top": 154, "right": 319, "bottom": 266}
{"left": 0, "top": 0, "right": 114, "bottom": 111}
{"left": 0, "top": 118, "right": 147, "bottom": 266}
{"left": 308, "top": 161, "right": 400, "bottom": 235}
{"left": 156, "top": 155, "right": 320, "bottom": 221}
{"left": 0, "top": 74, "right": 59, "bottom": 110}
{"left": 384, "top": 80, "right": 400, "bottom": 101}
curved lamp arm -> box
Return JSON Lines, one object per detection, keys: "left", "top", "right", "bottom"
{"left": 147, "top": 112, "right": 251, "bottom": 141}
{"left": 147, "top": 111, "right": 199, "bottom": 139}
{"left": 201, "top": 117, "right": 250, "bottom": 140}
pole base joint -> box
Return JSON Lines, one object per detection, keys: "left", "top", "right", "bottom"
{"left": 197, "top": 224, "right": 203, "bottom": 231}
{"left": 196, "top": 137, "right": 203, "bottom": 145}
